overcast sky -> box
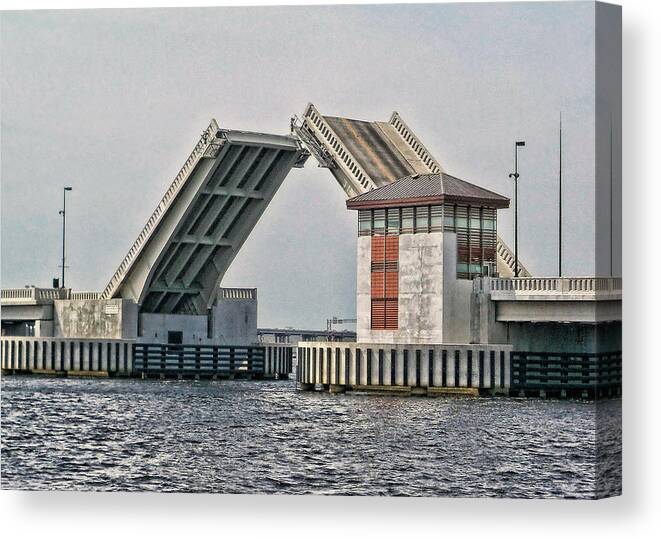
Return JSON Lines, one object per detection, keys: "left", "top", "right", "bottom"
{"left": 1, "top": 2, "right": 620, "bottom": 329}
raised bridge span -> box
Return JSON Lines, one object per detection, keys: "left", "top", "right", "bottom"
{"left": 293, "top": 104, "right": 529, "bottom": 278}
{"left": 101, "top": 121, "right": 308, "bottom": 314}
{"left": 102, "top": 105, "right": 528, "bottom": 314}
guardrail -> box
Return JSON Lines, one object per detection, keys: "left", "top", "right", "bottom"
{"left": 476, "top": 276, "right": 622, "bottom": 298}
{"left": 388, "top": 111, "right": 443, "bottom": 174}
{"left": 71, "top": 291, "right": 101, "bottom": 300}
{"left": 1, "top": 287, "right": 71, "bottom": 303}
{"left": 218, "top": 288, "right": 257, "bottom": 300}
{"left": 495, "top": 239, "right": 532, "bottom": 278}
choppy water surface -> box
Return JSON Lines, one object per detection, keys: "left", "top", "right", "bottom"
{"left": 1, "top": 376, "right": 621, "bottom": 498}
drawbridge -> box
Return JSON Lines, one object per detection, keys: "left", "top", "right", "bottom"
{"left": 292, "top": 104, "right": 529, "bottom": 278}
{"left": 102, "top": 105, "right": 528, "bottom": 314}
{"left": 101, "top": 121, "right": 308, "bottom": 314}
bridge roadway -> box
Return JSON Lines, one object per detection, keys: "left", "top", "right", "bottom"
{"left": 257, "top": 327, "right": 356, "bottom": 344}
{"left": 293, "top": 103, "right": 530, "bottom": 278}
{"left": 101, "top": 121, "right": 308, "bottom": 315}
{"left": 478, "top": 276, "right": 622, "bottom": 322}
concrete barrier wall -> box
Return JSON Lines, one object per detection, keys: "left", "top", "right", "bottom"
{"left": 297, "top": 342, "right": 512, "bottom": 394}
{"left": 1, "top": 337, "right": 292, "bottom": 380}
{"left": 1, "top": 337, "right": 133, "bottom": 376}
{"left": 264, "top": 344, "right": 293, "bottom": 378}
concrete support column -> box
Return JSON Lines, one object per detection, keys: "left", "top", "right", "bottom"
{"left": 483, "top": 350, "right": 492, "bottom": 389}
{"left": 457, "top": 349, "right": 468, "bottom": 387}
{"left": 446, "top": 351, "right": 456, "bottom": 387}
{"left": 109, "top": 343, "right": 117, "bottom": 373}
{"left": 310, "top": 347, "right": 315, "bottom": 384}
{"left": 471, "top": 348, "right": 481, "bottom": 388}
{"left": 342, "top": 348, "right": 351, "bottom": 385}
{"left": 349, "top": 348, "right": 356, "bottom": 385}
{"left": 383, "top": 349, "right": 392, "bottom": 386}
{"left": 331, "top": 348, "right": 339, "bottom": 385}
{"left": 72, "top": 342, "right": 81, "bottom": 371}
{"left": 405, "top": 347, "right": 414, "bottom": 386}
{"left": 433, "top": 346, "right": 443, "bottom": 387}
{"left": 493, "top": 352, "right": 502, "bottom": 389}
{"left": 423, "top": 349, "right": 432, "bottom": 388}
{"left": 100, "top": 343, "right": 108, "bottom": 372}
{"left": 32, "top": 341, "right": 39, "bottom": 370}
{"left": 126, "top": 343, "right": 133, "bottom": 375}
{"left": 39, "top": 341, "right": 46, "bottom": 370}
{"left": 27, "top": 340, "right": 34, "bottom": 370}
{"left": 120, "top": 342, "right": 127, "bottom": 374}
{"left": 503, "top": 352, "right": 511, "bottom": 389}
{"left": 91, "top": 342, "right": 99, "bottom": 371}
{"left": 63, "top": 341, "right": 72, "bottom": 371}
{"left": 16, "top": 340, "right": 23, "bottom": 370}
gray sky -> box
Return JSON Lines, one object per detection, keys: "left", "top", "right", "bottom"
{"left": 1, "top": 2, "right": 620, "bottom": 329}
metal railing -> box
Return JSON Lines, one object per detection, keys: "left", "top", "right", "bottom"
{"left": 510, "top": 351, "right": 622, "bottom": 391}
{"left": 133, "top": 343, "right": 265, "bottom": 376}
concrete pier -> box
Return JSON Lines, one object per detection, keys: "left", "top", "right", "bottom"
{"left": 296, "top": 342, "right": 621, "bottom": 399}
{"left": 1, "top": 337, "right": 293, "bottom": 380}
{"left": 0, "top": 337, "right": 134, "bottom": 377}
{"left": 297, "top": 342, "right": 512, "bottom": 396}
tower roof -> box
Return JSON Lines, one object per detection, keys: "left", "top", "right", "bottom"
{"left": 346, "top": 172, "right": 510, "bottom": 210}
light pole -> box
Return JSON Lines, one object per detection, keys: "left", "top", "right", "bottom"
{"left": 508, "top": 141, "right": 525, "bottom": 277}
{"left": 59, "top": 187, "right": 73, "bottom": 288}
{"left": 559, "top": 113, "right": 563, "bottom": 277}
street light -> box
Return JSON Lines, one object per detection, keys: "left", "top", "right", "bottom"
{"left": 59, "top": 186, "right": 73, "bottom": 288}
{"left": 508, "top": 141, "right": 525, "bottom": 277}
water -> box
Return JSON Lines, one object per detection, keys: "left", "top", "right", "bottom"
{"left": 1, "top": 376, "right": 621, "bottom": 498}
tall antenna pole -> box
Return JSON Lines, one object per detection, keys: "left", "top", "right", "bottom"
{"left": 514, "top": 144, "right": 518, "bottom": 278}
{"left": 59, "top": 186, "right": 73, "bottom": 288}
{"left": 509, "top": 141, "right": 526, "bottom": 278}
{"left": 559, "top": 112, "right": 563, "bottom": 277}
{"left": 61, "top": 190, "right": 66, "bottom": 287}
{"left": 610, "top": 114, "right": 613, "bottom": 277}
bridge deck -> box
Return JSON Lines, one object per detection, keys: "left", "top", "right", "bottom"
{"left": 295, "top": 103, "right": 529, "bottom": 277}
{"left": 101, "top": 121, "right": 308, "bottom": 314}
{"left": 475, "top": 277, "right": 622, "bottom": 323}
